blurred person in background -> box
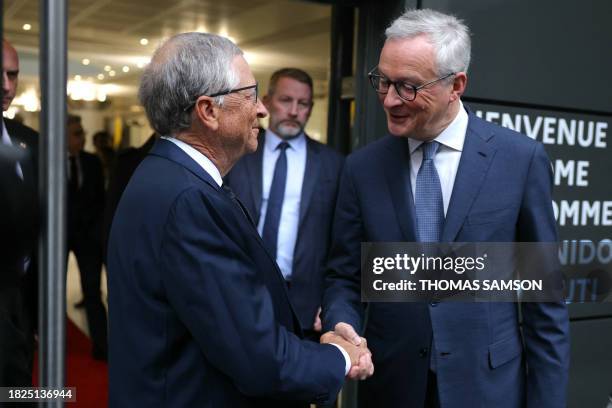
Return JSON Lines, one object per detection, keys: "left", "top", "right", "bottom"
{"left": 66, "top": 114, "right": 108, "bottom": 361}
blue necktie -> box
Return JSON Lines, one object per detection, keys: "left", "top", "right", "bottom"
{"left": 262, "top": 141, "right": 289, "bottom": 259}
{"left": 414, "top": 141, "right": 444, "bottom": 373}
{"left": 415, "top": 141, "right": 444, "bottom": 242}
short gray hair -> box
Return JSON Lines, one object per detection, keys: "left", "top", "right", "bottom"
{"left": 385, "top": 9, "right": 471, "bottom": 75}
{"left": 138, "top": 32, "right": 242, "bottom": 136}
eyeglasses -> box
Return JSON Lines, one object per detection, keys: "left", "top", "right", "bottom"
{"left": 368, "top": 68, "right": 455, "bottom": 102}
{"left": 183, "top": 83, "right": 258, "bottom": 112}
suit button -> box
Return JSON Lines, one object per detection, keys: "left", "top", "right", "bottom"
{"left": 419, "top": 348, "right": 428, "bottom": 358}
{"left": 430, "top": 301, "right": 439, "bottom": 307}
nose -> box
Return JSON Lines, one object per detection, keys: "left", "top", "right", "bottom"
{"left": 256, "top": 98, "right": 268, "bottom": 119}
{"left": 288, "top": 101, "right": 298, "bottom": 116}
{"left": 382, "top": 85, "right": 404, "bottom": 110}
{"left": 2, "top": 71, "right": 9, "bottom": 92}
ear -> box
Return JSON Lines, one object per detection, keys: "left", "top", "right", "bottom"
{"left": 450, "top": 72, "right": 467, "bottom": 102}
{"left": 194, "top": 96, "right": 220, "bottom": 131}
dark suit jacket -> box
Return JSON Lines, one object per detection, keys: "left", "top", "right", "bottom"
{"left": 68, "top": 151, "right": 105, "bottom": 244}
{"left": 322, "top": 111, "right": 570, "bottom": 408}
{"left": 107, "top": 139, "right": 345, "bottom": 407}
{"left": 1, "top": 119, "right": 38, "bottom": 283}
{"left": 225, "top": 132, "right": 344, "bottom": 330}
{"left": 0, "top": 119, "right": 39, "bottom": 387}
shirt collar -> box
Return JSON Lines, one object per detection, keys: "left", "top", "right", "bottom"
{"left": 265, "top": 128, "right": 305, "bottom": 152}
{"left": 408, "top": 100, "right": 468, "bottom": 155}
{"left": 162, "top": 136, "right": 223, "bottom": 187}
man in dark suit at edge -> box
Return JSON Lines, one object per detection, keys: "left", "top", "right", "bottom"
{"left": 225, "top": 68, "right": 344, "bottom": 337}
{"left": 322, "top": 9, "right": 570, "bottom": 408}
{"left": 107, "top": 32, "right": 373, "bottom": 407}
{"left": 0, "top": 38, "right": 39, "bottom": 386}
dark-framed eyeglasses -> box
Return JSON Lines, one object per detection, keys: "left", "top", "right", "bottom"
{"left": 367, "top": 68, "right": 455, "bottom": 102}
{"left": 183, "top": 83, "right": 258, "bottom": 112}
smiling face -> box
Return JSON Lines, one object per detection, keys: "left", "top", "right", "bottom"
{"left": 217, "top": 55, "right": 268, "bottom": 157}
{"left": 264, "top": 76, "right": 313, "bottom": 139}
{"left": 2, "top": 41, "right": 19, "bottom": 112}
{"left": 378, "top": 35, "right": 464, "bottom": 141}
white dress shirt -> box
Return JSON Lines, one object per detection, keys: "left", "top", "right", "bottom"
{"left": 2, "top": 119, "right": 23, "bottom": 179}
{"left": 163, "top": 137, "right": 223, "bottom": 187}
{"left": 257, "top": 130, "right": 307, "bottom": 281}
{"left": 408, "top": 101, "right": 469, "bottom": 215}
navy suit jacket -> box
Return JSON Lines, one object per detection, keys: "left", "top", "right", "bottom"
{"left": 225, "top": 132, "right": 344, "bottom": 330}
{"left": 322, "top": 111, "right": 570, "bottom": 408}
{"left": 108, "top": 139, "right": 345, "bottom": 407}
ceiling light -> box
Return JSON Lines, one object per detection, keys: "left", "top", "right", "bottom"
{"left": 140, "top": 38, "right": 149, "bottom": 46}
{"left": 122, "top": 66, "right": 130, "bottom": 73}
{"left": 82, "top": 58, "right": 90, "bottom": 65}
{"left": 97, "top": 74, "right": 105, "bottom": 80}
{"left": 22, "top": 24, "right": 31, "bottom": 31}
{"left": 108, "top": 70, "right": 116, "bottom": 77}
{"left": 104, "top": 65, "right": 112, "bottom": 72}
{"left": 74, "top": 75, "right": 82, "bottom": 81}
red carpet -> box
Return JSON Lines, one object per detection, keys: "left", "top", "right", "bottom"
{"left": 32, "top": 319, "right": 108, "bottom": 407}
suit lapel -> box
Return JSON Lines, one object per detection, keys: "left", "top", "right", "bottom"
{"left": 298, "top": 136, "right": 321, "bottom": 227}
{"left": 442, "top": 116, "right": 496, "bottom": 242}
{"left": 5, "top": 125, "right": 35, "bottom": 184}
{"left": 384, "top": 136, "right": 417, "bottom": 241}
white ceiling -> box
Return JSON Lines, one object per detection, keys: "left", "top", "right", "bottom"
{"left": 3, "top": 0, "right": 332, "bottom": 107}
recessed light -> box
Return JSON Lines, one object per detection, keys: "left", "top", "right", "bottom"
{"left": 74, "top": 75, "right": 82, "bottom": 81}
{"left": 82, "top": 58, "right": 90, "bottom": 65}
{"left": 108, "top": 70, "right": 116, "bottom": 77}
{"left": 140, "top": 38, "right": 149, "bottom": 45}
{"left": 22, "top": 24, "right": 32, "bottom": 31}
{"left": 104, "top": 65, "right": 112, "bottom": 72}
{"left": 122, "top": 66, "right": 130, "bottom": 73}
{"left": 97, "top": 74, "right": 105, "bottom": 80}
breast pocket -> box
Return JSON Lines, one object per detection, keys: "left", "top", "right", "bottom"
{"left": 467, "top": 207, "right": 517, "bottom": 226}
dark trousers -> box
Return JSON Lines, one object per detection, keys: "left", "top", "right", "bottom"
{"left": 67, "top": 235, "right": 108, "bottom": 355}
{"left": 425, "top": 370, "right": 440, "bottom": 408}
{"left": 0, "top": 286, "right": 33, "bottom": 387}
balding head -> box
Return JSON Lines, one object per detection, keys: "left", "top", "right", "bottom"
{"left": 2, "top": 39, "right": 20, "bottom": 111}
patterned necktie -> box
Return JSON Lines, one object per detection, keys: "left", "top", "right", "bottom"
{"left": 261, "top": 141, "right": 289, "bottom": 259}
{"left": 415, "top": 141, "right": 444, "bottom": 373}
{"left": 415, "top": 141, "right": 444, "bottom": 242}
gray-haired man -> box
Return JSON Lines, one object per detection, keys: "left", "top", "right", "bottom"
{"left": 107, "top": 32, "right": 373, "bottom": 407}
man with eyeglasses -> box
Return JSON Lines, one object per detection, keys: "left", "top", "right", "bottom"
{"left": 321, "top": 9, "right": 569, "bottom": 408}
{"left": 107, "top": 33, "right": 373, "bottom": 407}
{"left": 225, "top": 68, "right": 344, "bottom": 340}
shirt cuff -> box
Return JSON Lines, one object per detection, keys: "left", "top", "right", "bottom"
{"left": 330, "top": 343, "right": 351, "bottom": 376}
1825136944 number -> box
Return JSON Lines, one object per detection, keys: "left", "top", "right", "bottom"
{"left": 1, "top": 387, "right": 76, "bottom": 402}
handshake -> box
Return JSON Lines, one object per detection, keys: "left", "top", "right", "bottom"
{"left": 320, "top": 322, "right": 374, "bottom": 380}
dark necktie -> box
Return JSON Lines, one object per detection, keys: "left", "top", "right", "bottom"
{"left": 222, "top": 184, "right": 255, "bottom": 227}
{"left": 69, "top": 155, "right": 79, "bottom": 193}
{"left": 414, "top": 141, "right": 444, "bottom": 373}
{"left": 261, "top": 141, "right": 289, "bottom": 259}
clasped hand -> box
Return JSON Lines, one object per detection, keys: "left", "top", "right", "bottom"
{"left": 320, "top": 322, "right": 374, "bottom": 380}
